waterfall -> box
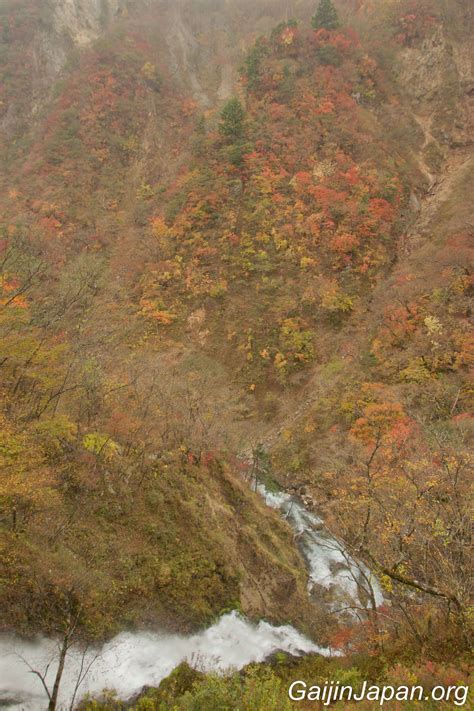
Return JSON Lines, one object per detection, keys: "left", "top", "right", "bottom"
{"left": 256, "top": 485, "right": 384, "bottom": 609}
{"left": 0, "top": 612, "right": 334, "bottom": 710}
{"left": 0, "top": 483, "right": 381, "bottom": 710}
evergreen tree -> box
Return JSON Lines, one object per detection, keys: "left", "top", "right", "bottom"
{"left": 242, "top": 38, "right": 269, "bottom": 90}
{"left": 219, "top": 98, "right": 246, "bottom": 141}
{"left": 312, "top": 0, "right": 340, "bottom": 31}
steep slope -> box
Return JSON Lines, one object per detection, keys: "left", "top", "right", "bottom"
{"left": 0, "top": 0, "right": 472, "bottom": 668}
{"left": 0, "top": 0, "right": 324, "bottom": 642}
{"left": 266, "top": 0, "right": 473, "bottom": 658}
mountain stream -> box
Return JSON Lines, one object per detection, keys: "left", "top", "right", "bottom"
{"left": 0, "top": 485, "right": 382, "bottom": 709}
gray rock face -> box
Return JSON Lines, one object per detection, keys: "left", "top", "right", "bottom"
{"left": 38, "top": 0, "right": 126, "bottom": 82}
{"left": 397, "top": 28, "right": 456, "bottom": 103}
{"left": 47, "top": 0, "right": 124, "bottom": 47}
{"left": 2, "top": 0, "right": 127, "bottom": 128}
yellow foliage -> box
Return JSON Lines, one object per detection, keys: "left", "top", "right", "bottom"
{"left": 139, "top": 299, "right": 177, "bottom": 325}
{"left": 399, "top": 357, "right": 432, "bottom": 383}
{"left": 209, "top": 281, "right": 228, "bottom": 298}
{"left": 0, "top": 416, "right": 58, "bottom": 518}
{"left": 83, "top": 433, "right": 119, "bottom": 461}
{"left": 320, "top": 280, "right": 354, "bottom": 314}
{"left": 140, "top": 62, "right": 158, "bottom": 83}
{"left": 274, "top": 352, "right": 287, "bottom": 369}
{"left": 424, "top": 314, "right": 443, "bottom": 335}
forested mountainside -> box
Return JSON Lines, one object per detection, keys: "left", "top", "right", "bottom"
{"left": 0, "top": 0, "right": 472, "bottom": 707}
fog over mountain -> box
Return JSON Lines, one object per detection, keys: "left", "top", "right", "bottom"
{"left": 0, "top": 0, "right": 472, "bottom": 708}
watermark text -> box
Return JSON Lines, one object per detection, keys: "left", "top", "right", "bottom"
{"left": 288, "top": 680, "right": 470, "bottom": 706}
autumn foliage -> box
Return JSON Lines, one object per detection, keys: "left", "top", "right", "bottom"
{"left": 0, "top": 0, "right": 471, "bottom": 675}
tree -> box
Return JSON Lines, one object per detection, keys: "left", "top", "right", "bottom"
{"left": 0, "top": 415, "right": 62, "bottom": 532}
{"left": 241, "top": 38, "right": 269, "bottom": 90}
{"left": 249, "top": 443, "right": 271, "bottom": 491}
{"left": 18, "top": 593, "right": 101, "bottom": 711}
{"left": 219, "top": 98, "right": 246, "bottom": 141}
{"left": 327, "top": 403, "right": 472, "bottom": 654}
{"left": 312, "top": 0, "right": 340, "bottom": 30}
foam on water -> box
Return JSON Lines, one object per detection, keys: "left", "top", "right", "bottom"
{"left": 0, "top": 612, "right": 333, "bottom": 710}
{"left": 257, "top": 485, "right": 383, "bottom": 608}
{"left": 1, "top": 481, "right": 381, "bottom": 709}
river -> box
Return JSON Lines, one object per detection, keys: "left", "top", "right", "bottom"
{"left": 0, "top": 485, "right": 381, "bottom": 710}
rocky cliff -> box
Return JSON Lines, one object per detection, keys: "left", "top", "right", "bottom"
{"left": 0, "top": 0, "right": 472, "bottom": 662}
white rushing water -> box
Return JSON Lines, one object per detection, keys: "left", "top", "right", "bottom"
{"left": 0, "top": 482, "right": 381, "bottom": 710}
{"left": 0, "top": 612, "right": 332, "bottom": 710}
{"left": 257, "top": 485, "right": 384, "bottom": 610}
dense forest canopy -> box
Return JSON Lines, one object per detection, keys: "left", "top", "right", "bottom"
{"left": 0, "top": 0, "right": 472, "bottom": 708}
